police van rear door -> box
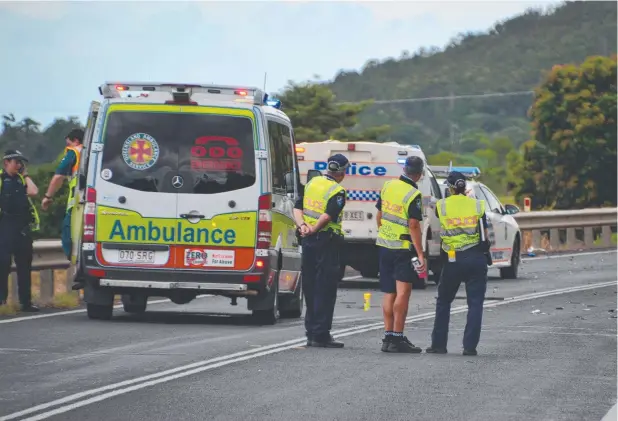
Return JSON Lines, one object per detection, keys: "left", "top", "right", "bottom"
{"left": 173, "top": 106, "right": 260, "bottom": 272}
{"left": 93, "top": 103, "right": 182, "bottom": 269}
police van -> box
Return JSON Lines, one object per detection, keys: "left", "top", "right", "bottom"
{"left": 430, "top": 165, "right": 522, "bottom": 279}
{"left": 69, "top": 82, "right": 304, "bottom": 324}
{"left": 296, "top": 140, "right": 444, "bottom": 288}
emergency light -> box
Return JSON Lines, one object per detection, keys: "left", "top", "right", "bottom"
{"left": 450, "top": 166, "right": 481, "bottom": 177}
{"left": 265, "top": 98, "right": 282, "bottom": 109}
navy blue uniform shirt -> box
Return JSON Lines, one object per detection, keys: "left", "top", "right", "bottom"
{"left": 0, "top": 171, "right": 31, "bottom": 228}
{"left": 294, "top": 175, "right": 346, "bottom": 222}
{"left": 375, "top": 175, "right": 423, "bottom": 222}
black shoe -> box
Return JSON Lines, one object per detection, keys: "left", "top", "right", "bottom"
{"left": 426, "top": 346, "right": 448, "bottom": 354}
{"left": 463, "top": 349, "right": 477, "bottom": 356}
{"left": 21, "top": 304, "right": 39, "bottom": 313}
{"left": 381, "top": 336, "right": 391, "bottom": 352}
{"left": 385, "top": 336, "right": 422, "bottom": 353}
{"left": 308, "top": 335, "right": 344, "bottom": 348}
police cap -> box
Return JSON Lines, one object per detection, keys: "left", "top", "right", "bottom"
{"left": 446, "top": 171, "right": 466, "bottom": 189}
{"left": 3, "top": 150, "right": 28, "bottom": 163}
{"left": 327, "top": 153, "right": 350, "bottom": 172}
{"left": 404, "top": 156, "right": 424, "bottom": 174}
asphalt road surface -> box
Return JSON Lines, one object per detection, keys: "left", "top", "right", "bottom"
{"left": 1, "top": 250, "right": 616, "bottom": 421}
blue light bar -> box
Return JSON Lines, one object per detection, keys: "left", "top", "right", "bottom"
{"left": 451, "top": 166, "right": 481, "bottom": 177}
{"left": 265, "top": 98, "right": 282, "bottom": 109}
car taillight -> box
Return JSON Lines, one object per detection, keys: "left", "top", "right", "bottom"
{"left": 83, "top": 187, "right": 97, "bottom": 243}
{"left": 257, "top": 193, "right": 272, "bottom": 250}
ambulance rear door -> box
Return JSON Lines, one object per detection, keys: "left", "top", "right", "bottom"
{"left": 93, "top": 103, "right": 182, "bottom": 270}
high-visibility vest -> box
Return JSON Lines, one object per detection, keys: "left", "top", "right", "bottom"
{"left": 376, "top": 179, "right": 421, "bottom": 249}
{"left": 0, "top": 170, "right": 40, "bottom": 232}
{"left": 302, "top": 176, "right": 345, "bottom": 235}
{"left": 65, "top": 145, "right": 83, "bottom": 213}
{"left": 436, "top": 194, "right": 486, "bottom": 252}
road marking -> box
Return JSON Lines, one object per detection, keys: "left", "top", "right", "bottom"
{"left": 602, "top": 403, "right": 617, "bottom": 421}
{"left": 342, "top": 275, "right": 362, "bottom": 281}
{"left": 521, "top": 249, "right": 616, "bottom": 262}
{"left": 2, "top": 280, "right": 615, "bottom": 421}
{"left": 0, "top": 295, "right": 213, "bottom": 325}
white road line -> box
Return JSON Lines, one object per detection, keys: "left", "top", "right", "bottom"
{"left": 342, "top": 275, "right": 362, "bottom": 281}
{"left": 521, "top": 249, "right": 616, "bottom": 262}
{"left": 0, "top": 295, "right": 213, "bottom": 325}
{"left": 601, "top": 403, "right": 617, "bottom": 421}
{"left": 3, "top": 280, "right": 615, "bottom": 421}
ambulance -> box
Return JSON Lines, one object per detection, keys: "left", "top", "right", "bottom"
{"left": 429, "top": 165, "right": 522, "bottom": 279}
{"left": 296, "top": 140, "right": 445, "bottom": 288}
{"left": 69, "top": 81, "right": 304, "bottom": 324}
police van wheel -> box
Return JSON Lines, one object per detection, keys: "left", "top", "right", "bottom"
{"left": 86, "top": 303, "right": 113, "bottom": 320}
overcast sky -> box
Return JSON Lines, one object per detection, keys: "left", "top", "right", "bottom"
{"left": 0, "top": 0, "right": 558, "bottom": 129}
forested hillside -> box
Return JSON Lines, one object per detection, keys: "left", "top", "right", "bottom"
{"left": 328, "top": 1, "right": 617, "bottom": 154}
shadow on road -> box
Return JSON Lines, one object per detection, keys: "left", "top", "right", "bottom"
{"left": 108, "top": 311, "right": 293, "bottom": 327}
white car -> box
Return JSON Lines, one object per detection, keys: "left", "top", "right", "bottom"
{"left": 430, "top": 166, "right": 522, "bottom": 279}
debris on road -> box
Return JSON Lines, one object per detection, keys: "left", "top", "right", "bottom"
{"left": 556, "top": 306, "right": 564, "bottom": 310}
{"left": 531, "top": 309, "right": 541, "bottom": 314}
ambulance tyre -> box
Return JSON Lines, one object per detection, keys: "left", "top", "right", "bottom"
{"left": 280, "top": 275, "right": 303, "bottom": 319}
{"left": 500, "top": 237, "right": 520, "bottom": 280}
{"left": 250, "top": 274, "right": 280, "bottom": 325}
{"left": 121, "top": 294, "right": 147, "bottom": 314}
{"left": 86, "top": 303, "right": 113, "bottom": 320}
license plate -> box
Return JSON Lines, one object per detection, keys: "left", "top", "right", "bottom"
{"left": 343, "top": 211, "right": 364, "bottom": 221}
{"left": 118, "top": 250, "right": 155, "bottom": 264}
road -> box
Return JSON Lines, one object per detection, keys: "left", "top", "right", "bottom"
{"left": 0, "top": 250, "right": 616, "bottom": 421}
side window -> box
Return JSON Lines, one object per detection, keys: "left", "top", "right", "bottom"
{"left": 267, "top": 120, "right": 294, "bottom": 193}
{"left": 427, "top": 169, "right": 442, "bottom": 199}
{"left": 480, "top": 185, "right": 503, "bottom": 214}
{"left": 472, "top": 185, "right": 485, "bottom": 201}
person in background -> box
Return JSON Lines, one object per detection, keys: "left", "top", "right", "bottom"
{"left": 0, "top": 150, "right": 40, "bottom": 311}
{"left": 426, "top": 171, "right": 490, "bottom": 356}
{"left": 293, "top": 153, "right": 349, "bottom": 348}
{"left": 41, "top": 129, "right": 84, "bottom": 260}
{"left": 375, "top": 156, "right": 426, "bottom": 353}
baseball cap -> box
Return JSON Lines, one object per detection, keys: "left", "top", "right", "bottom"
{"left": 446, "top": 171, "right": 466, "bottom": 188}
{"left": 327, "top": 153, "right": 350, "bottom": 171}
{"left": 3, "top": 150, "right": 28, "bottom": 163}
{"left": 404, "top": 156, "right": 424, "bottom": 173}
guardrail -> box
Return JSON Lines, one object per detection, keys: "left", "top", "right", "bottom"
{"left": 513, "top": 208, "right": 617, "bottom": 251}
{"left": 3, "top": 208, "right": 617, "bottom": 306}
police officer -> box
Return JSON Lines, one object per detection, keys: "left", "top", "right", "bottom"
{"left": 41, "top": 129, "right": 84, "bottom": 260}
{"left": 293, "top": 153, "right": 349, "bottom": 348}
{"left": 426, "top": 171, "right": 490, "bottom": 356}
{"left": 376, "top": 156, "right": 426, "bottom": 353}
{"left": 0, "top": 150, "right": 41, "bottom": 311}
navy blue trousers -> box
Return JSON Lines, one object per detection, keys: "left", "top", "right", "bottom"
{"left": 301, "top": 233, "right": 341, "bottom": 341}
{"left": 431, "top": 251, "right": 488, "bottom": 350}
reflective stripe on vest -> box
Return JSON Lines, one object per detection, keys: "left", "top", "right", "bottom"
{"left": 65, "top": 145, "right": 83, "bottom": 212}
{"left": 0, "top": 170, "right": 40, "bottom": 232}
{"left": 436, "top": 195, "right": 485, "bottom": 252}
{"left": 376, "top": 179, "right": 421, "bottom": 249}
{"left": 302, "top": 176, "right": 345, "bottom": 235}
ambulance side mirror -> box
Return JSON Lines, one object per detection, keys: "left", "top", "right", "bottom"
{"left": 307, "top": 170, "right": 321, "bottom": 183}
{"left": 284, "top": 171, "right": 295, "bottom": 194}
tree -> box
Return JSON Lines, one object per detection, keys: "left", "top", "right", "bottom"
{"left": 276, "top": 80, "right": 390, "bottom": 142}
{"left": 518, "top": 55, "right": 617, "bottom": 209}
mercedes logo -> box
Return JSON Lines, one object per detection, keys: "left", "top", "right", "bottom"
{"left": 171, "top": 175, "right": 184, "bottom": 189}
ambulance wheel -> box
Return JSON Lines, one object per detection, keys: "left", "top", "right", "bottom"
{"left": 500, "top": 237, "right": 520, "bottom": 279}
{"left": 252, "top": 281, "right": 280, "bottom": 325}
{"left": 280, "top": 277, "right": 303, "bottom": 319}
{"left": 87, "top": 303, "right": 113, "bottom": 320}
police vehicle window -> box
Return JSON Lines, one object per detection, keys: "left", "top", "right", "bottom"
{"left": 267, "top": 120, "right": 294, "bottom": 192}
{"left": 101, "top": 111, "right": 181, "bottom": 193}
{"left": 427, "top": 169, "right": 442, "bottom": 199}
{"left": 480, "top": 185, "right": 503, "bottom": 213}
{"left": 178, "top": 113, "right": 256, "bottom": 194}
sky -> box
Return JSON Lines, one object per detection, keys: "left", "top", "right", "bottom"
{"left": 0, "top": 0, "right": 560, "bottom": 130}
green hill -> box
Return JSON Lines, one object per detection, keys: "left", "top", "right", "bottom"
{"left": 327, "top": 0, "right": 617, "bottom": 154}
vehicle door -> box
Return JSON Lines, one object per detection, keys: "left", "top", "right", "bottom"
{"left": 478, "top": 184, "right": 512, "bottom": 263}
{"left": 424, "top": 167, "right": 443, "bottom": 257}
{"left": 174, "top": 106, "right": 260, "bottom": 272}
{"left": 69, "top": 101, "right": 99, "bottom": 276}
{"left": 93, "top": 103, "right": 182, "bottom": 269}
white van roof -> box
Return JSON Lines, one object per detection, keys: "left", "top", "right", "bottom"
{"left": 98, "top": 81, "right": 290, "bottom": 122}
{"left": 297, "top": 140, "right": 427, "bottom": 162}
